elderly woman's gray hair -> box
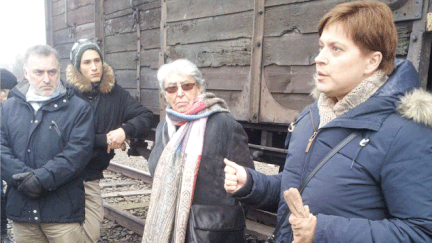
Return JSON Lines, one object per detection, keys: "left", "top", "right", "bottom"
{"left": 157, "top": 59, "right": 205, "bottom": 93}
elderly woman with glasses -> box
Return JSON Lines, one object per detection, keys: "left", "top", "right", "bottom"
{"left": 142, "top": 59, "right": 254, "bottom": 243}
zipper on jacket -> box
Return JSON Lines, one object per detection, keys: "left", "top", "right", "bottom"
{"left": 305, "top": 107, "right": 320, "bottom": 153}
{"left": 51, "top": 120, "right": 67, "bottom": 146}
{"left": 305, "top": 131, "right": 318, "bottom": 152}
{"left": 51, "top": 120, "right": 62, "bottom": 137}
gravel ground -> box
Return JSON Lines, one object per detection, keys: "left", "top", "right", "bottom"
{"left": 110, "top": 149, "right": 149, "bottom": 173}
{"left": 101, "top": 171, "right": 150, "bottom": 219}
{"left": 3, "top": 220, "right": 14, "bottom": 242}
{"left": 99, "top": 219, "right": 142, "bottom": 243}
{"left": 99, "top": 170, "right": 147, "bottom": 242}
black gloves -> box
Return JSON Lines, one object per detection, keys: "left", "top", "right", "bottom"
{"left": 12, "top": 172, "right": 43, "bottom": 200}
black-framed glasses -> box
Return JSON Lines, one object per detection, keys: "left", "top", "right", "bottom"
{"left": 165, "top": 83, "right": 196, "bottom": 94}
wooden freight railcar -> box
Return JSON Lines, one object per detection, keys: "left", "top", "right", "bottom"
{"left": 45, "top": 0, "right": 432, "bottom": 167}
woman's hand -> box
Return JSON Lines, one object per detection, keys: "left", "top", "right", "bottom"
{"left": 224, "top": 158, "right": 247, "bottom": 193}
{"left": 285, "top": 188, "right": 317, "bottom": 243}
{"left": 289, "top": 210, "right": 317, "bottom": 243}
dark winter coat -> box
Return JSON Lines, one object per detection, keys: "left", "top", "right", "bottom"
{"left": 236, "top": 59, "right": 432, "bottom": 242}
{"left": 1, "top": 80, "right": 94, "bottom": 223}
{"left": 148, "top": 112, "right": 255, "bottom": 206}
{"left": 66, "top": 63, "right": 154, "bottom": 181}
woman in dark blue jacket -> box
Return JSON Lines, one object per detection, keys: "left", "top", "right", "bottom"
{"left": 224, "top": 1, "right": 432, "bottom": 242}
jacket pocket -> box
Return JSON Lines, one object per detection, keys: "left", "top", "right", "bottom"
{"left": 6, "top": 188, "right": 28, "bottom": 218}
{"left": 187, "top": 204, "right": 246, "bottom": 243}
{"left": 50, "top": 120, "right": 66, "bottom": 147}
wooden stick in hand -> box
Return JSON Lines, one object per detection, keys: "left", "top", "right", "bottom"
{"left": 284, "top": 188, "right": 308, "bottom": 218}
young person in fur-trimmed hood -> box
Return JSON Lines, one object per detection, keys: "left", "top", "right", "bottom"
{"left": 65, "top": 39, "right": 153, "bottom": 243}
{"left": 224, "top": 1, "right": 432, "bottom": 243}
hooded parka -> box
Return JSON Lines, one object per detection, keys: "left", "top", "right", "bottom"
{"left": 1, "top": 80, "right": 94, "bottom": 223}
{"left": 65, "top": 63, "right": 154, "bottom": 181}
{"left": 236, "top": 59, "right": 432, "bottom": 242}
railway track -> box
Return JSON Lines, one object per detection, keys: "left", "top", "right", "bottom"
{"left": 103, "top": 162, "right": 276, "bottom": 240}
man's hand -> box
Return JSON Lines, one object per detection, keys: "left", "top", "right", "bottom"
{"left": 107, "top": 140, "right": 128, "bottom": 153}
{"left": 107, "top": 128, "right": 126, "bottom": 152}
{"left": 12, "top": 172, "right": 31, "bottom": 187}
{"left": 224, "top": 158, "right": 247, "bottom": 193}
{"left": 12, "top": 172, "right": 43, "bottom": 200}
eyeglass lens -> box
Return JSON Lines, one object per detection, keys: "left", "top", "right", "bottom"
{"left": 165, "top": 83, "right": 195, "bottom": 93}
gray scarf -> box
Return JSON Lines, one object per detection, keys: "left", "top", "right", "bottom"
{"left": 26, "top": 82, "right": 65, "bottom": 113}
{"left": 317, "top": 70, "right": 388, "bottom": 128}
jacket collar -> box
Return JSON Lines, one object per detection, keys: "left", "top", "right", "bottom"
{"left": 10, "top": 79, "right": 72, "bottom": 111}
{"left": 65, "top": 63, "right": 115, "bottom": 94}
{"left": 11, "top": 79, "right": 69, "bottom": 100}
{"left": 312, "top": 59, "right": 432, "bottom": 130}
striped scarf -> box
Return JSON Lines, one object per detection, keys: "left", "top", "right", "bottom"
{"left": 142, "top": 93, "right": 229, "bottom": 243}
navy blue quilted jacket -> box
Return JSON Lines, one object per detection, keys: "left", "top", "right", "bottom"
{"left": 237, "top": 60, "right": 432, "bottom": 242}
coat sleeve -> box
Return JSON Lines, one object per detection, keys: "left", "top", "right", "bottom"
{"left": 1, "top": 105, "right": 34, "bottom": 184}
{"left": 231, "top": 113, "right": 297, "bottom": 209}
{"left": 32, "top": 104, "right": 95, "bottom": 191}
{"left": 225, "top": 116, "right": 254, "bottom": 170}
{"left": 225, "top": 114, "right": 282, "bottom": 208}
{"left": 94, "top": 133, "right": 107, "bottom": 147}
{"left": 235, "top": 169, "right": 282, "bottom": 209}
{"left": 313, "top": 122, "right": 432, "bottom": 243}
{"left": 147, "top": 120, "right": 165, "bottom": 177}
{"left": 118, "top": 86, "right": 153, "bottom": 138}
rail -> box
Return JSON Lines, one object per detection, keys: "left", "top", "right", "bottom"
{"left": 107, "top": 162, "right": 152, "bottom": 184}
{"left": 103, "top": 202, "right": 145, "bottom": 235}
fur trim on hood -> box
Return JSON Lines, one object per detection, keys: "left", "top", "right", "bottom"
{"left": 66, "top": 63, "right": 115, "bottom": 94}
{"left": 397, "top": 89, "right": 432, "bottom": 128}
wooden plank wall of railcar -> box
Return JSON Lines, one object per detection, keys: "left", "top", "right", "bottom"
{"left": 161, "top": 0, "right": 413, "bottom": 125}
{"left": 259, "top": 0, "right": 412, "bottom": 124}
{"left": 48, "top": 0, "right": 415, "bottom": 124}
{"left": 163, "top": 0, "right": 256, "bottom": 121}
{"left": 103, "top": 0, "right": 161, "bottom": 114}
{"left": 50, "top": 0, "right": 96, "bottom": 79}
{"left": 48, "top": 0, "right": 161, "bottom": 114}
